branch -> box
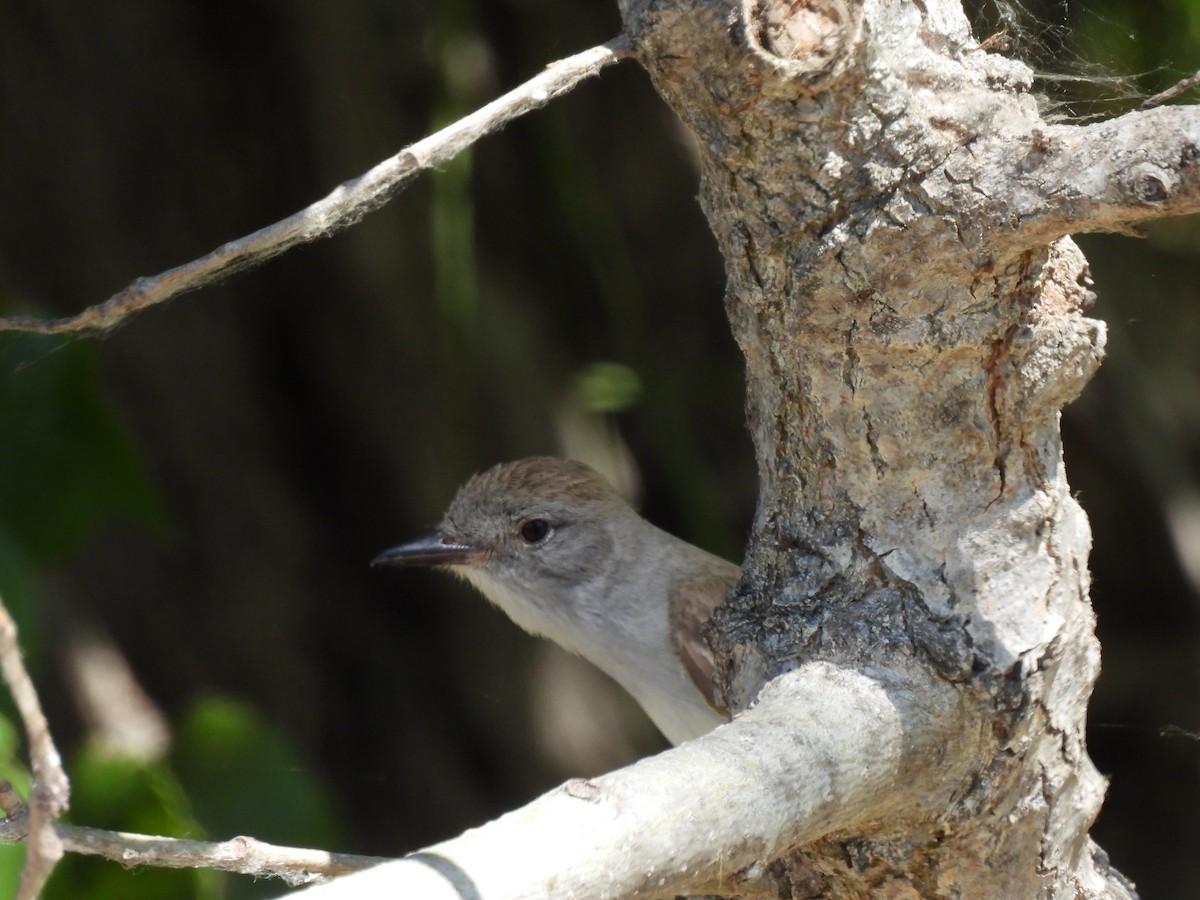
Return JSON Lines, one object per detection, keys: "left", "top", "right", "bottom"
{"left": 55, "top": 822, "right": 385, "bottom": 886}
{"left": 284, "top": 663, "right": 972, "bottom": 899}
{"left": 0, "top": 784, "right": 387, "bottom": 887}
{"left": 1141, "top": 68, "right": 1200, "bottom": 110}
{"left": 0, "top": 594, "right": 70, "bottom": 899}
{"left": 0, "top": 39, "right": 628, "bottom": 337}
{"left": 0, "top": 594, "right": 385, "bottom": 889}
{"left": 1003, "top": 105, "right": 1200, "bottom": 241}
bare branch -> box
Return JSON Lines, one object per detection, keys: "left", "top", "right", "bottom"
{"left": 0, "top": 781, "right": 388, "bottom": 886}
{"left": 0, "top": 38, "right": 628, "bottom": 337}
{"left": 285, "top": 663, "right": 973, "bottom": 899}
{"left": 1141, "top": 68, "right": 1200, "bottom": 110}
{"left": 0, "top": 595, "right": 70, "bottom": 898}
{"left": 53, "top": 823, "right": 387, "bottom": 887}
{"left": 998, "top": 106, "right": 1200, "bottom": 241}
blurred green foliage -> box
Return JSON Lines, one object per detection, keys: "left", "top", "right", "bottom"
{"left": 45, "top": 748, "right": 222, "bottom": 900}
{"left": 0, "top": 715, "right": 28, "bottom": 895}
{"left": 0, "top": 335, "right": 164, "bottom": 565}
{"left": 0, "top": 332, "right": 170, "bottom": 896}
{"left": 0, "top": 334, "right": 346, "bottom": 897}
{"left": 575, "top": 362, "right": 643, "bottom": 413}
{"left": 37, "top": 695, "right": 346, "bottom": 900}
{"left": 172, "top": 697, "right": 346, "bottom": 855}
{"left": 0, "top": 333, "right": 166, "bottom": 668}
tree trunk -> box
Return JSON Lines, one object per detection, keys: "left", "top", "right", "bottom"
{"left": 620, "top": 0, "right": 1191, "bottom": 894}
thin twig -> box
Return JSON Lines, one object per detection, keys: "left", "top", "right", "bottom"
{"left": 0, "top": 38, "right": 628, "bottom": 337}
{"left": 54, "top": 823, "right": 387, "bottom": 886}
{"left": 1141, "top": 68, "right": 1200, "bottom": 110}
{"left": 0, "top": 596, "right": 70, "bottom": 898}
{"left": 0, "top": 784, "right": 386, "bottom": 888}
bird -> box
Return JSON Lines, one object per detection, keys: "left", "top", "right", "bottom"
{"left": 372, "top": 457, "right": 739, "bottom": 745}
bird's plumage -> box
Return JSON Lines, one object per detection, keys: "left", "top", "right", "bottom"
{"left": 375, "top": 457, "right": 738, "bottom": 744}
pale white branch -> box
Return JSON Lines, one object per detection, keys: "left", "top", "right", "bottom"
{"left": 0, "top": 39, "right": 628, "bottom": 337}
{"left": 999, "top": 105, "right": 1200, "bottom": 240}
{"left": 286, "top": 662, "right": 972, "bottom": 899}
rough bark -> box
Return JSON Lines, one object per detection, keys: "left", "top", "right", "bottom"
{"left": 622, "top": 0, "right": 1195, "bottom": 895}
{"left": 289, "top": 0, "right": 1200, "bottom": 896}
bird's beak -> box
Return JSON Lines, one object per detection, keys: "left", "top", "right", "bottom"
{"left": 371, "top": 532, "right": 479, "bottom": 569}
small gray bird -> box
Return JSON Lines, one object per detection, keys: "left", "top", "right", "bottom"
{"left": 373, "top": 457, "right": 739, "bottom": 744}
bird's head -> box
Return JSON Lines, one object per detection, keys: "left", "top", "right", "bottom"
{"left": 373, "top": 457, "right": 635, "bottom": 607}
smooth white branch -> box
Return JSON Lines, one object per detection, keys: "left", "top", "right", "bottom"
{"left": 286, "top": 662, "right": 971, "bottom": 899}
{"left": 0, "top": 39, "right": 627, "bottom": 337}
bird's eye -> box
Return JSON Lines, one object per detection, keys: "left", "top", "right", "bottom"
{"left": 519, "top": 518, "right": 551, "bottom": 544}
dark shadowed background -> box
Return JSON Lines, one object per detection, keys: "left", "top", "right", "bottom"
{"left": 0, "top": 1, "right": 1197, "bottom": 897}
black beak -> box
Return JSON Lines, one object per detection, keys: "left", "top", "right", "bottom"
{"left": 371, "top": 532, "right": 478, "bottom": 568}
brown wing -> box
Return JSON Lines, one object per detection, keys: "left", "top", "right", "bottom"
{"left": 668, "top": 556, "right": 740, "bottom": 716}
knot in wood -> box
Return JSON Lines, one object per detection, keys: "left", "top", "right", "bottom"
{"left": 1129, "top": 164, "right": 1173, "bottom": 204}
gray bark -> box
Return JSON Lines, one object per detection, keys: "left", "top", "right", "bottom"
{"left": 294, "top": 0, "right": 1200, "bottom": 896}
{"left": 631, "top": 0, "right": 1197, "bottom": 893}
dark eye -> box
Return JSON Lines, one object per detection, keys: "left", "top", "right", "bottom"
{"left": 519, "top": 518, "right": 551, "bottom": 544}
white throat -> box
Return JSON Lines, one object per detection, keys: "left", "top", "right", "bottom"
{"left": 454, "top": 566, "right": 722, "bottom": 744}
